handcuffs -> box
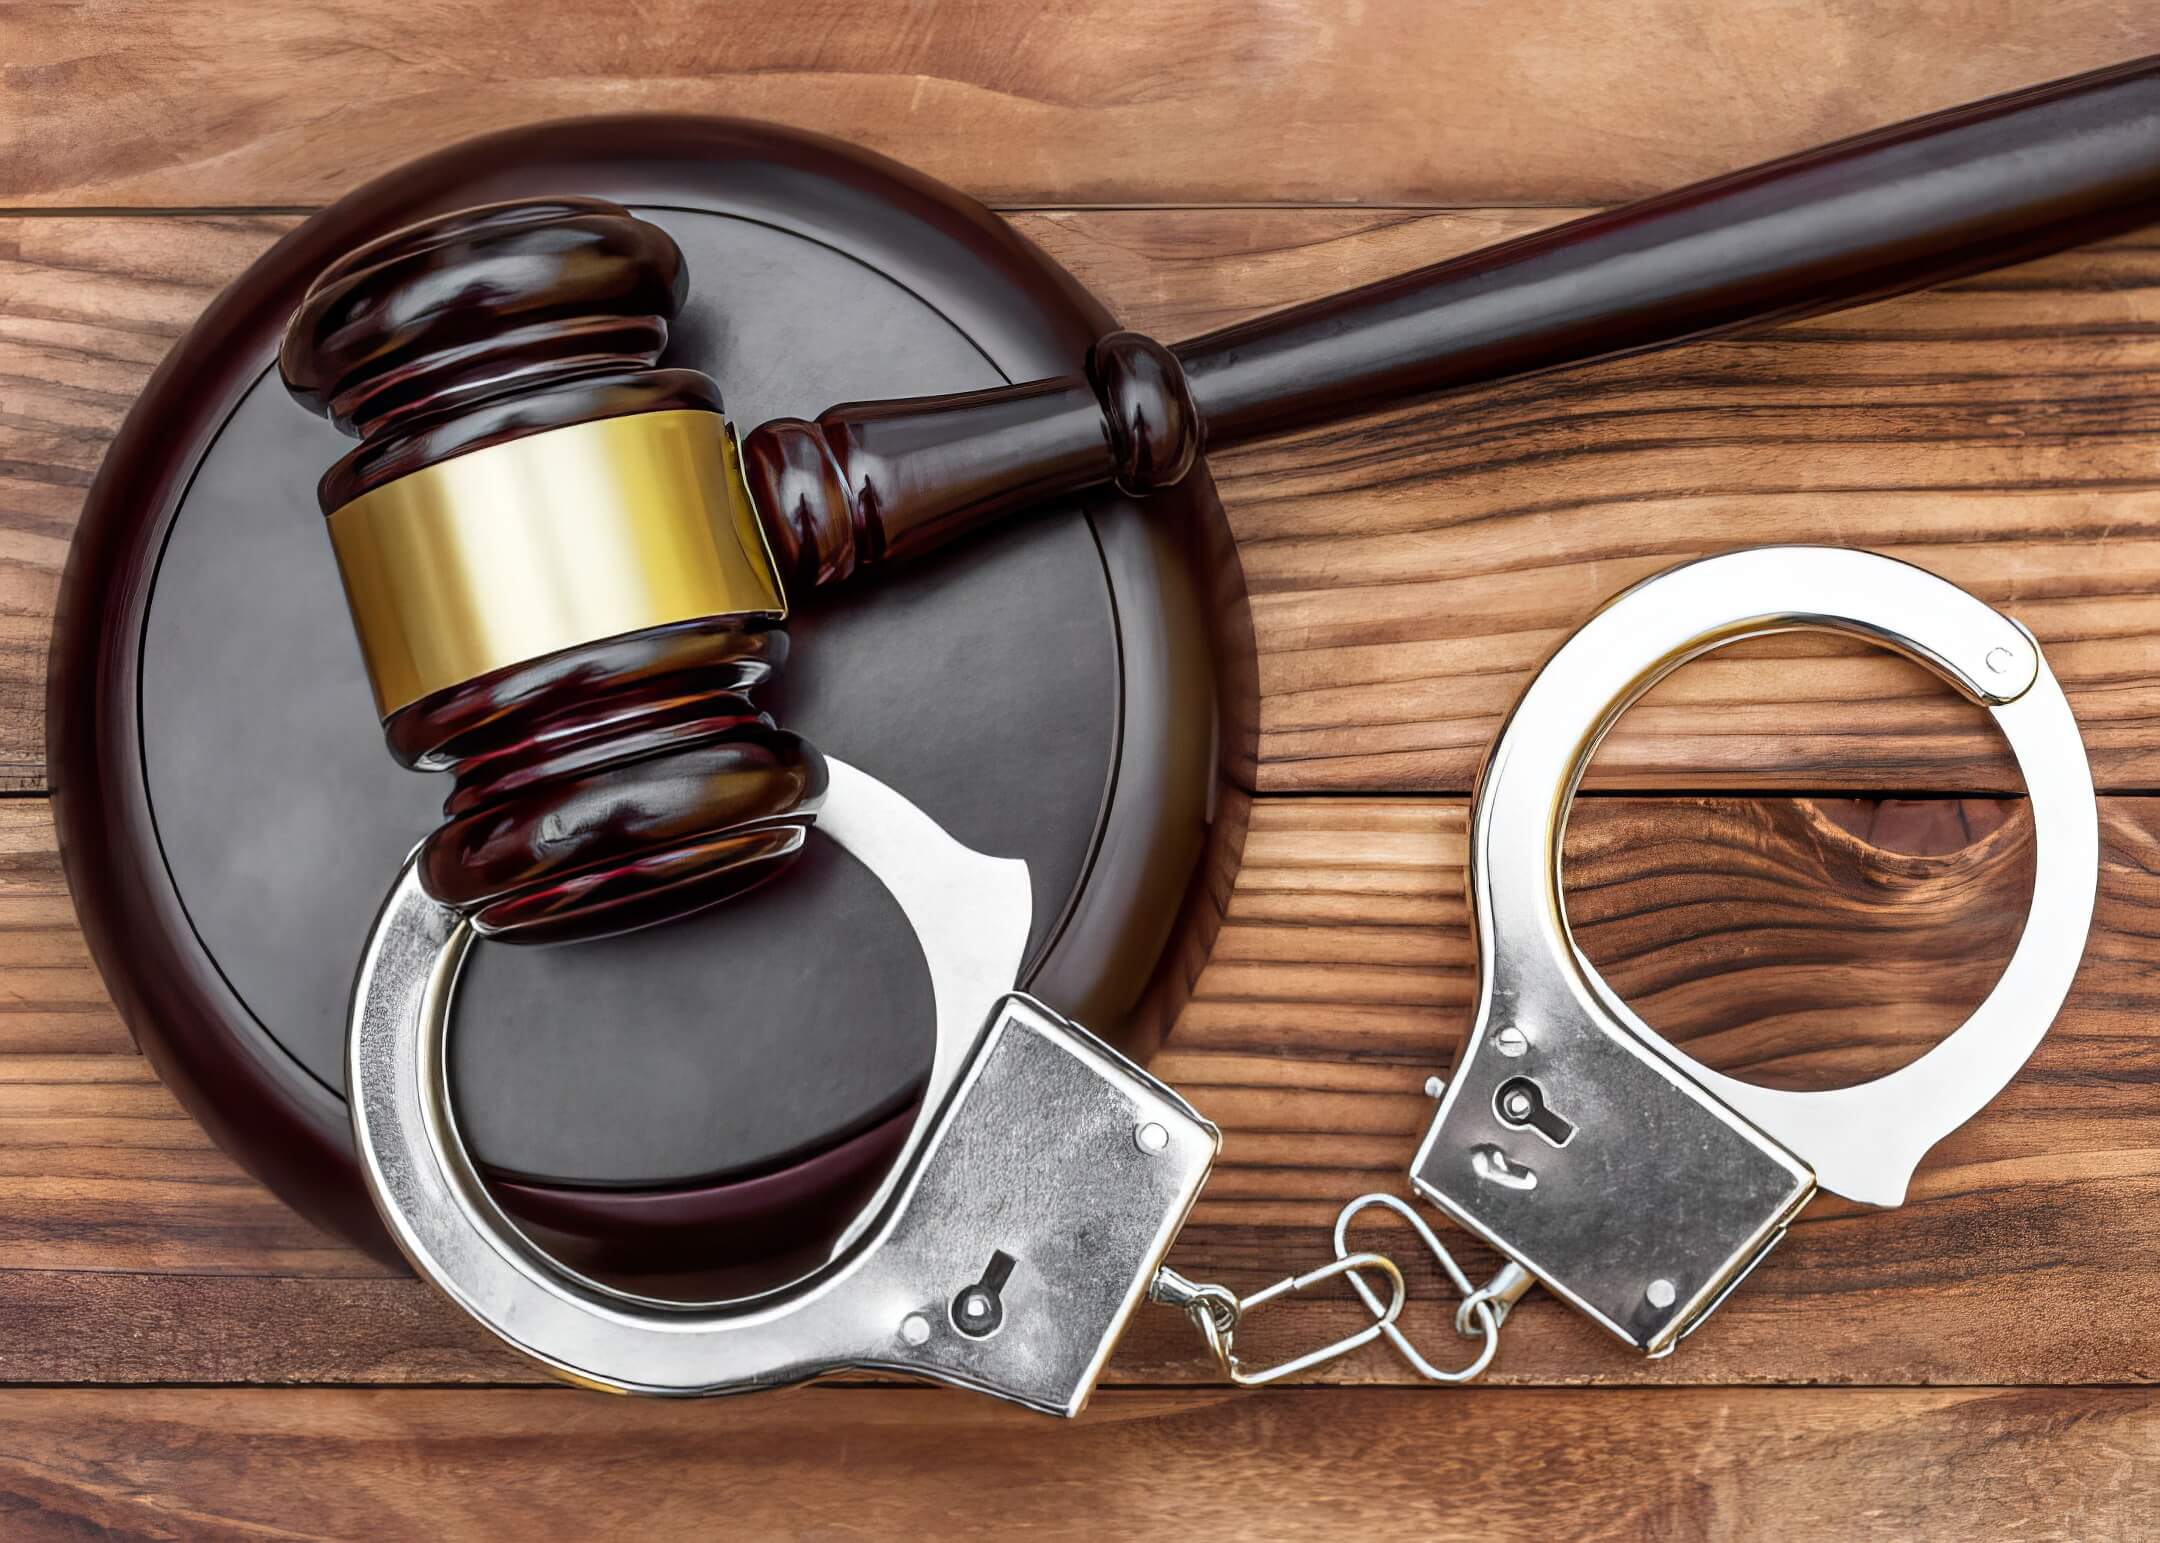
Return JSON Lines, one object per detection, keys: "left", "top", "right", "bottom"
{"left": 349, "top": 546, "right": 2096, "bottom": 1411}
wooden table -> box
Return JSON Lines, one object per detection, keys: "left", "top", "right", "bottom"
{"left": 5, "top": 3, "right": 2159, "bottom": 1536}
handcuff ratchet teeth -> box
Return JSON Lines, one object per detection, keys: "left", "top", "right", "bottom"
{"left": 348, "top": 544, "right": 2097, "bottom": 1408}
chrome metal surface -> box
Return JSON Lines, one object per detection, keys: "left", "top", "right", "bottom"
{"left": 349, "top": 759, "right": 1219, "bottom": 1414}
{"left": 1413, "top": 546, "right": 2098, "bottom": 1354}
{"left": 1420, "top": 964, "right": 1815, "bottom": 1355}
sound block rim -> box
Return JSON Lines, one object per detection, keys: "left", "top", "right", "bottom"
{"left": 51, "top": 116, "right": 1252, "bottom": 1262}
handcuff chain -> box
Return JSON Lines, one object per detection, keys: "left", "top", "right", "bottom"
{"left": 1150, "top": 1191, "right": 1511, "bottom": 1388}
{"left": 1332, "top": 1192, "right": 1506, "bottom": 1384}
{"left": 1150, "top": 1253, "right": 1408, "bottom": 1387}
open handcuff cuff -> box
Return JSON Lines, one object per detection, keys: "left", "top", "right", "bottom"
{"left": 350, "top": 546, "right": 2096, "bottom": 1411}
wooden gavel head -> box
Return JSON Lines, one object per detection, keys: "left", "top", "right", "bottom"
{"left": 280, "top": 197, "right": 826, "bottom": 943}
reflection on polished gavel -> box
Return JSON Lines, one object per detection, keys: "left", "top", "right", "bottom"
{"left": 279, "top": 55, "right": 2159, "bottom": 946}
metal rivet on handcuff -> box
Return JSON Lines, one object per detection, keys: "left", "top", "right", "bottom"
{"left": 346, "top": 545, "right": 2097, "bottom": 1410}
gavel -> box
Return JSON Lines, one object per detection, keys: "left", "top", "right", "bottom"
{"left": 279, "top": 54, "right": 2159, "bottom": 946}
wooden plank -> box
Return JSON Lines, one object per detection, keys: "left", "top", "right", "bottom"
{"left": 0, "top": 1384, "right": 2147, "bottom": 1540}
{"left": 1, "top": 2, "right": 2154, "bottom": 208}
{"left": 2, "top": 791, "right": 2155, "bottom": 1386}
{"left": 0, "top": 215, "right": 290, "bottom": 790}
{"left": 6, "top": 212, "right": 2160, "bottom": 794}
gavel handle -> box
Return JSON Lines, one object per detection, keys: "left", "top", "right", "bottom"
{"left": 744, "top": 54, "right": 2160, "bottom": 588}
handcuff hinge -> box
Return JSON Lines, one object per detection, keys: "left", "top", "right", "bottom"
{"left": 1457, "top": 1261, "right": 1536, "bottom": 1337}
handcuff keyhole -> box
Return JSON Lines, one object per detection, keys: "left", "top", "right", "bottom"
{"left": 952, "top": 1249, "right": 1016, "bottom": 1339}
{"left": 1494, "top": 1077, "right": 1575, "bottom": 1148}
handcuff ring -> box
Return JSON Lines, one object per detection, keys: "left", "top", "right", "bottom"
{"left": 1409, "top": 545, "right": 2099, "bottom": 1357}
{"left": 348, "top": 757, "right": 1219, "bottom": 1412}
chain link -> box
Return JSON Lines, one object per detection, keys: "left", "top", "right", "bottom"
{"left": 1151, "top": 1253, "right": 1407, "bottom": 1387}
{"left": 1332, "top": 1193, "right": 1502, "bottom": 1384}
{"left": 1151, "top": 1191, "right": 1516, "bottom": 1387}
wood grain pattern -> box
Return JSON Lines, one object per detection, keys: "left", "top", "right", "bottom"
{"left": 2, "top": 2, "right": 2155, "bottom": 208}
{"left": 5, "top": 212, "right": 2159, "bottom": 794}
{"left": 14, "top": 9, "right": 2156, "bottom": 1533}
{"left": 0, "top": 1384, "right": 2149, "bottom": 1540}
{"left": 0, "top": 790, "right": 2153, "bottom": 1389}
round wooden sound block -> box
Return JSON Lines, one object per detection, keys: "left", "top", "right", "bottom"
{"left": 52, "top": 120, "right": 1252, "bottom": 1263}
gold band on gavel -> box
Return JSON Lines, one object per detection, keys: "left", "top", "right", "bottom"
{"left": 327, "top": 410, "right": 787, "bottom": 718}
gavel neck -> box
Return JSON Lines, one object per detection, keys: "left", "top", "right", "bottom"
{"left": 740, "top": 331, "right": 1199, "bottom": 592}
